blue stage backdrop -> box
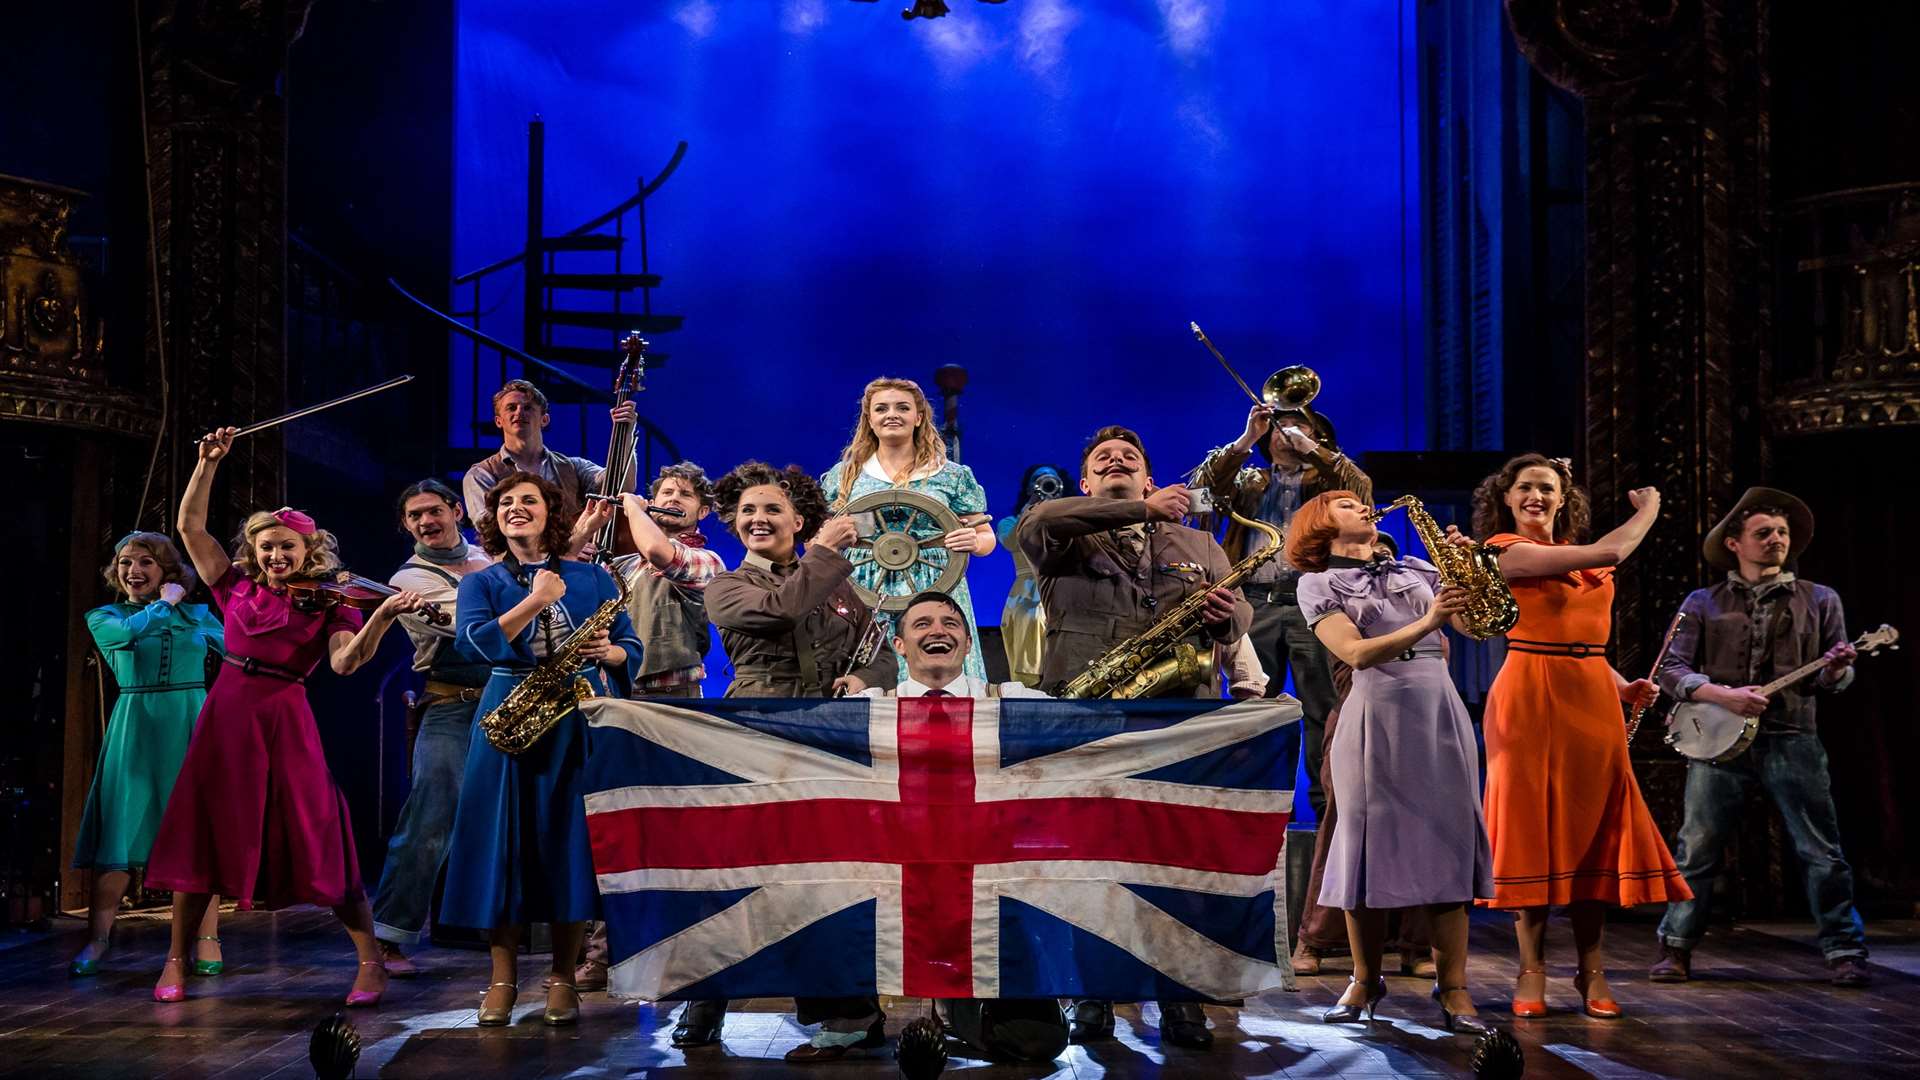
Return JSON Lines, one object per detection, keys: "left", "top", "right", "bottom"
{"left": 454, "top": 0, "right": 1423, "bottom": 694}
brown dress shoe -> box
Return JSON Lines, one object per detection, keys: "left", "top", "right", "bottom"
{"left": 1829, "top": 957, "right": 1871, "bottom": 987}
{"left": 1649, "top": 944, "right": 1691, "bottom": 983}
{"left": 574, "top": 959, "right": 608, "bottom": 992}
{"left": 1291, "top": 942, "right": 1323, "bottom": 976}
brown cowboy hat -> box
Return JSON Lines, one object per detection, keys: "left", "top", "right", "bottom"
{"left": 1703, "top": 486, "right": 1814, "bottom": 571}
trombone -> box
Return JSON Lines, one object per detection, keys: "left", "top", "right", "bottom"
{"left": 1189, "top": 321, "right": 1322, "bottom": 419}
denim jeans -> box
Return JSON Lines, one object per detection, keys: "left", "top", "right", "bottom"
{"left": 1657, "top": 732, "right": 1867, "bottom": 961}
{"left": 372, "top": 698, "right": 477, "bottom": 946}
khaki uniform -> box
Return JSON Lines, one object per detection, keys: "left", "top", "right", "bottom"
{"left": 705, "top": 547, "right": 898, "bottom": 696}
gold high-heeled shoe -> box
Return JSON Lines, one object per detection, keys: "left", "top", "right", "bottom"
{"left": 544, "top": 981, "right": 580, "bottom": 1026}
{"left": 478, "top": 982, "right": 518, "bottom": 1026}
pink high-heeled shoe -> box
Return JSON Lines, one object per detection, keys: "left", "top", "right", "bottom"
{"left": 154, "top": 957, "right": 188, "bottom": 1003}
{"left": 345, "top": 960, "right": 386, "bottom": 1007}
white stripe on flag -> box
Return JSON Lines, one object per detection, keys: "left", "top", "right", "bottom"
{"left": 980, "top": 696, "right": 1300, "bottom": 799}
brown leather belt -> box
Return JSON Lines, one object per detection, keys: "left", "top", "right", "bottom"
{"left": 422, "top": 680, "right": 484, "bottom": 703}
{"left": 1507, "top": 638, "right": 1608, "bottom": 658}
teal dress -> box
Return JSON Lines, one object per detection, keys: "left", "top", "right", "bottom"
{"left": 821, "top": 459, "right": 990, "bottom": 681}
{"left": 74, "top": 599, "right": 224, "bottom": 871}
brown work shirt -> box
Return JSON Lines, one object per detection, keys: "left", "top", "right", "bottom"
{"left": 1016, "top": 495, "right": 1253, "bottom": 694}
{"left": 705, "top": 546, "right": 898, "bottom": 697}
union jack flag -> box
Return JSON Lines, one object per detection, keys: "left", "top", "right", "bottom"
{"left": 580, "top": 695, "right": 1300, "bottom": 1003}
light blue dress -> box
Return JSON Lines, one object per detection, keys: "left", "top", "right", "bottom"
{"left": 821, "top": 459, "right": 990, "bottom": 682}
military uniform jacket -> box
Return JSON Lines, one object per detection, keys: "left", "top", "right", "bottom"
{"left": 1016, "top": 495, "right": 1253, "bottom": 693}
{"left": 705, "top": 545, "right": 898, "bottom": 697}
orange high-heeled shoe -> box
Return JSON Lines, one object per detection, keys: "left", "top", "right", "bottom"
{"left": 1573, "top": 968, "right": 1622, "bottom": 1019}
{"left": 1510, "top": 966, "right": 1547, "bottom": 1018}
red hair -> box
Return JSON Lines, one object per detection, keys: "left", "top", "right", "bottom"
{"left": 1283, "top": 490, "right": 1360, "bottom": 573}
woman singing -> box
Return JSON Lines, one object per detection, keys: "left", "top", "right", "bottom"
{"left": 1466, "top": 453, "right": 1688, "bottom": 1018}
{"left": 822, "top": 378, "right": 993, "bottom": 681}
{"left": 70, "top": 532, "right": 225, "bottom": 978}
{"left": 667, "top": 461, "right": 897, "bottom": 1059}
{"left": 146, "top": 429, "right": 428, "bottom": 1005}
{"left": 439, "top": 472, "right": 642, "bottom": 1027}
{"left": 1290, "top": 492, "right": 1494, "bottom": 1034}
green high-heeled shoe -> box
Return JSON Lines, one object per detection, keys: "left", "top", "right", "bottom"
{"left": 69, "top": 935, "right": 111, "bottom": 977}
{"left": 191, "top": 935, "right": 223, "bottom": 976}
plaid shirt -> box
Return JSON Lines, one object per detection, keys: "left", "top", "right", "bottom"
{"left": 618, "top": 535, "right": 725, "bottom": 691}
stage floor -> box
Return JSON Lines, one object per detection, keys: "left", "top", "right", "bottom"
{"left": 0, "top": 909, "right": 1913, "bottom": 1078}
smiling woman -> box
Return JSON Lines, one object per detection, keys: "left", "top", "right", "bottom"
{"left": 143, "top": 428, "right": 428, "bottom": 1009}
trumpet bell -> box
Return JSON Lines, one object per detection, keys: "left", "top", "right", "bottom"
{"left": 1262, "top": 365, "right": 1321, "bottom": 411}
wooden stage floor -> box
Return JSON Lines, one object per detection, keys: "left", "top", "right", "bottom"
{"left": 0, "top": 908, "right": 1913, "bottom": 1078}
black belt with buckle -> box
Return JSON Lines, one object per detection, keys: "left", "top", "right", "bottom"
{"left": 221, "top": 653, "right": 308, "bottom": 683}
{"left": 1507, "top": 638, "right": 1608, "bottom": 659}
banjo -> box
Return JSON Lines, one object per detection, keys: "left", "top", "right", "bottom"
{"left": 1666, "top": 624, "right": 1900, "bottom": 763}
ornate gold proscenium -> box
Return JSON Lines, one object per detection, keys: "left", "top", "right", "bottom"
{"left": 0, "top": 173, "right": 156, "bottom": 437}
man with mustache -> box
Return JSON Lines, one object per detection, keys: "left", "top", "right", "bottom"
{"left": 462, "top": 378, "right": 639, "bottom": 523}
{"left": 1015, "top": 424, "right": 1252, "bottom": 1049}
{"left": 371, "top": 478, "right": 494, "bottom": 977}
{"left": 1649, "top": 487, "right": 1869, "bottom": 987}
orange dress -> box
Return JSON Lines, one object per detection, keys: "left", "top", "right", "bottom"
{"left": 1481, "top": 534, "right": 1691, "bottom": 909}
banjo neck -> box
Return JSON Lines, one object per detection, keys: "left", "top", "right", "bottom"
{"left": 1754, "top": 626, "right": 1893, "bottom": 697}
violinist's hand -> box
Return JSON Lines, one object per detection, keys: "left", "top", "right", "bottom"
{"left": 943, "top": 526, "right": 985, "bottom": 554}
{"left": 530, "top": 569, "right": 567, "bottom": 606}
{"left": 1200, "top": 585, "right": 1238, "bottom": 627}
{"left": 198, "top": 427, "right": 237, "bottom": 463}
{"left": 1618, "top": 677, "right": 1659, "bottom": 709}
{"left": 1628, "top": 486, "right": 1661, "bottom": 515}
{"left": 577, "top": 628, "right": 616, "bottom": 662}
{"left": 813, "top": 515, "right": 860, "bottom": 554}
{"left": 610, "top": 400, "right": 637, "bottom": 426}
{"left": 158, "top": 582, "right": 188, "bottom": 606}
{"left": 377, "top": 589, "right": 430, "bottom": 619}
{"left": 1144, "top": 483, "right": 1192, "bottom": 523}
{"left": 831, "top": 674, "right": 868, "bottom": 697}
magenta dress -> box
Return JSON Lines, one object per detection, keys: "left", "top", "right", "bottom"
{"left": 146, "top": 567, "right": 366, "bottom": 908}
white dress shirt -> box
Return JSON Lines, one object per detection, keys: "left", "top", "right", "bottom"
{"left": 862, "top": 672, "right": 1052, "bottom": 699}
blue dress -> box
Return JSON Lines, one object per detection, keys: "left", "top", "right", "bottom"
{"left": 439, "top": 558, "right": 643, "bottom": 928}
{"left": 74, "top": 600, "right": 224, "bottom": 871}
{"left": 821, "top": 458, "right": 990, "bottom": 681}
{"left": 1296, "top": 557, "right": 1493, "bottom": 910}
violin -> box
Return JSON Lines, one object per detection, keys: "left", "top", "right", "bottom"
{"left": 286, "top": 572, "right": 451, "bottom": 626}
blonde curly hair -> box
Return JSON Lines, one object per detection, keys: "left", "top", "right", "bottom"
{"left": 101, "top": 531, "right": 197, "bottom": 598}
{"left": 230, "top": 510, "right": 343, "bottom": 583}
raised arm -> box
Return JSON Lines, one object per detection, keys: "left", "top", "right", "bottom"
{"left": 1017, "top": 496, "right": 1150, "bottom": 575}
{"left": 706, "top": 543, "right": 857, "bottom": 635}
{"left": 1188, "top": 405, "right": 1267, "bottom": 500}
{"left": 1493, "top": 487, "right": 1661, "bottom": 579}
{"left": 177, "top": 429, "right": 237, "bottom": 586}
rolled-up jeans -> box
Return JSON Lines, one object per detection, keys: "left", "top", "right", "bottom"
{"left": 1656, "top": 731, "right": 1867, "bottom": 962}
{"left": 372, "top": 698, "right": 477, "bottom": 946}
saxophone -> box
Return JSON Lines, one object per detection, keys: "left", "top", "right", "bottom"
{"left": 1060, "top": 510, "right": 1283, "bottom": 700}
{"left": 1369, "top": 495, "right": 1519, "bottom": 640}
{"left": 480, "top": 562, "right": 634, "bottom": 755}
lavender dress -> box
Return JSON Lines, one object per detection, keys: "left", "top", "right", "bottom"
{"left": 1296, "top": 556, "right": 1493, "bottom": 910}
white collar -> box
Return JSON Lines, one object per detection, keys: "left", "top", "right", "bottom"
{"left": 860, "top": 454, "right": 939, "bottom": 485}
{"left": 896, "top": 673, "right": 978, "bottom": 697}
